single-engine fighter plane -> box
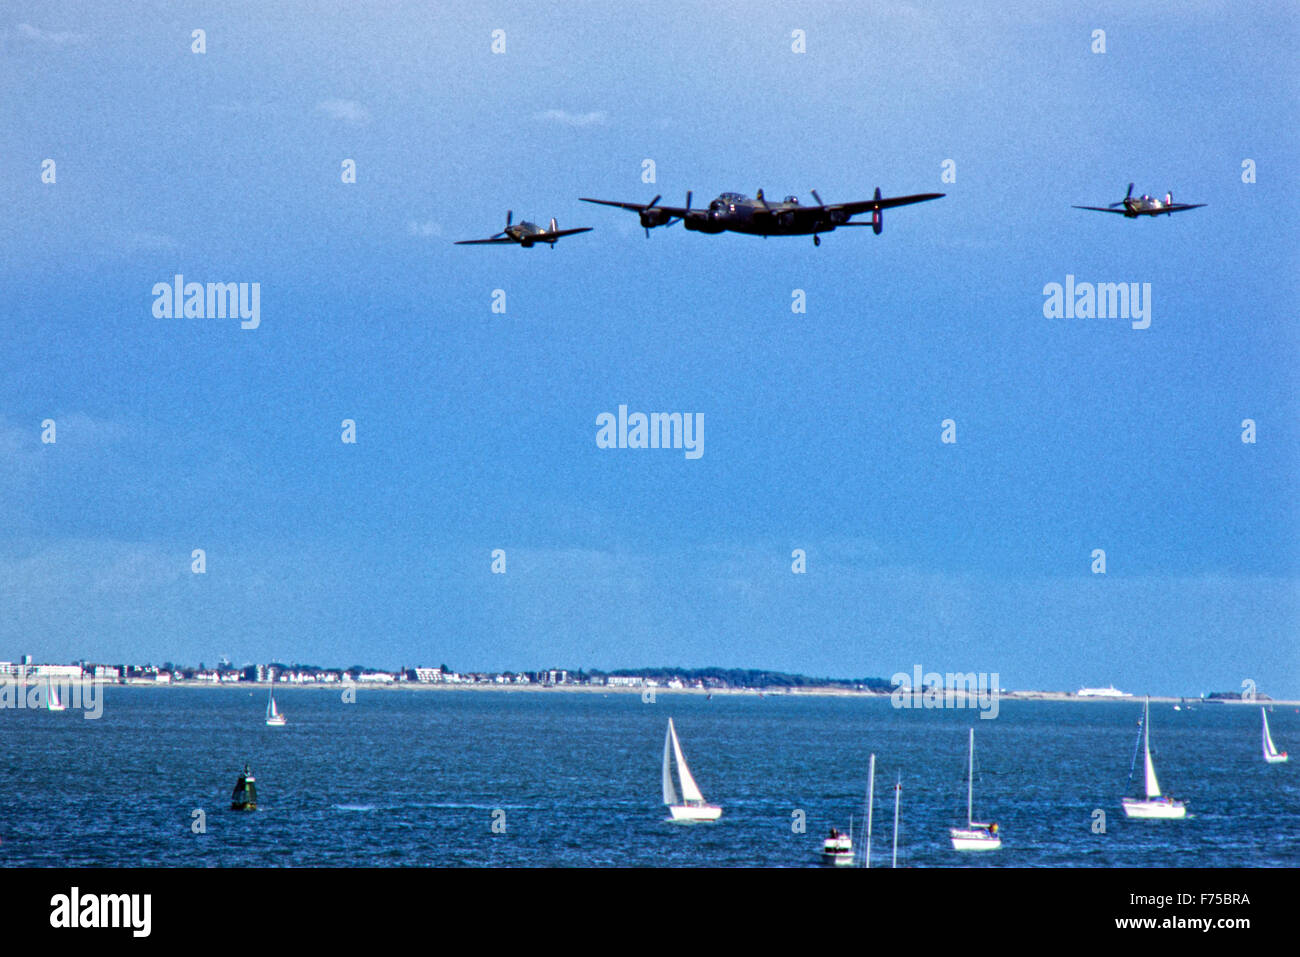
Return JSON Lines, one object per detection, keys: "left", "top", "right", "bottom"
{"left": 455, "top": 210, "right": 592, "bottom": 247}
{"left": 1073, "top": 183, "right": 1205, "bottom": 218}
{"left": 579, "top": 187, "right": 944, "bottom": 246}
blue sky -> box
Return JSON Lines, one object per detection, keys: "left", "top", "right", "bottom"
{"left": 2, "top": 2, "right": 1297, "bottom": 696}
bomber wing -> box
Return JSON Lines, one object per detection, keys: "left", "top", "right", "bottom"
{"left": 579, "top": 197, "right": 693, "bottom": 218}
{"left": 537, "top": 227, "right": 594, "bottom": 239}
{"left": 751, "top": 191, "right": 944, "bottom": 226}
{"left": 829, "top": 192, "right": 946, "bottom": 216}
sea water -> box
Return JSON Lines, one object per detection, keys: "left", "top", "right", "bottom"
{"left": 3, "top": 688, "right": 1296, "bottom": 867}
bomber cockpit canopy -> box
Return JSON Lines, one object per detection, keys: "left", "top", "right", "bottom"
{"left": 783, "top": 195, "right": 800, "bottom": 205}
{"left": 716, "top": 192, "right": 749, "bottom": 205}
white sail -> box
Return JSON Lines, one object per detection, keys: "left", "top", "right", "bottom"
{"left": 662, "top": 723, "right": 679, "bottom": 806}
{"left": 1262, "top": 708, "right": 1279, "bottom": 757}
{"left": 669, "top": 719, "right": 706, "bottom": 803}
{"left": 1142, "top": 699, "right": 1161, "bottom": 798}
{"left": 46, "top": 682, "right": 65, "bottom": 711}
{"left": 265, "top": 684, "right": 286, "bottom": 725}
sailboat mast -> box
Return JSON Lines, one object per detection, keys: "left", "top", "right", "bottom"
{"left": 892, "top": 773, "right": 900, "bottom": 868}
{"left": 967, "top": 728, "right": 974, "bottom": 826}
{"left": 1143, "top": 697, "right": 1152, "bottom": 797}
{"left": 864, "top": 753, "right": 876, "bottom": 869}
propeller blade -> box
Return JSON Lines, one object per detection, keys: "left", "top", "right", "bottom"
{"left": 811, "top": 189, "right": 824, "bottom": 207}
{"left": 647, "top": 194, "right": 661, "bottom": 209}
{"left": 685, "top": 190, "right": 692, "bottom": 210}
{"left": 506, "top": 210, "right": 513, "bottom": 227}
{"left": 1126, "top": 182, "right": 1134, "bottom": 199}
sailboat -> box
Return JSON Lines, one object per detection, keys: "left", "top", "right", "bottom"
{"left": 1262, "top": 707, "right": 1288, "bottom": 764}
{"left": 1121, "top": 697, "right": 1186, "bottom": 818}
{"left": 823, "top": 755, "right": 868, "bottom": 867}
{"left": 45, "top": 680, "right": 66, "bottom": 712}
{"left": 950, "top": 728, "right": 1000, "bottom": 850}
{"left": 662, "top": 718, "right": 721, "bottom": 822}
{"left": 821, "top": 825, "right": 854, "bottom": 866}
{"left": 265, "top": 685, "right": 287, "bottom": 726}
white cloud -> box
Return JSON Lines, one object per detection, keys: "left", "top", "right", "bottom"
{"left": 534, "top": 109, "right": 607, "bottom": 127}
{"left": 17, "top": 23, "right": 85, "bottom": 45}
{"left": 407, "top": 220, "right": 442, "bottom": 237}
{"left": 317, "top": 99, "right": 370, "bottom": 125}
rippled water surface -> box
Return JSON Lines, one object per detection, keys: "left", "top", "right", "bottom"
{"left": 4, "top": 688, "right": 1297, "bottom": 867}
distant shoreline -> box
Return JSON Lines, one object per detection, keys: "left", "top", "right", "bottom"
{"left": 31, "top": 679, "right": 1298, "bottom": 707}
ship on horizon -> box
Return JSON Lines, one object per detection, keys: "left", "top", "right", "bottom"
{"left": 1076, "top": 686, "right": 1133, "bottom": 698}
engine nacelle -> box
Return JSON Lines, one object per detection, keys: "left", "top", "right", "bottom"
{"left": 871, "top": 209, "right": 882, "bottom": 235}
{"left": 639, "top": 208, "right": 671, "bottom": 229}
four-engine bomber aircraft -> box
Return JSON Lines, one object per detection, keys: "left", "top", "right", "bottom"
{"left": 1073, "top": 183, "right": 1206, "bottom": 218}
{"left": 455, "top": 210, "right": 592, "bottom": 247}
{"left": 579, "top": 188, "right": 944, "bottom": 246}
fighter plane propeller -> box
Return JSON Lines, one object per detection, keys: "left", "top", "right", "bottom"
{"left": 580, "top": 187, "right": 943, "bottom": 246}
{"left": 455, "top": 210, "right": 593, "bottom": 247}
{"left": 1073, "top": 183, "right": 1206, "bottom": 218}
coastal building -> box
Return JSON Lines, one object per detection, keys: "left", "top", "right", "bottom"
{"left": 32, "top": 664, "right": 84, "bottom": 680}
{"left": 1076, "top": 686, "right": 1132, "bottom": 697}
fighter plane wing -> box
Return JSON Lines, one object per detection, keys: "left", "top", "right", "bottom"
{"left": 1154, "top": 204, "right": 1206, "bottom": 213}
{"left": 1072, "top": 206, "right": 1129, "bottom": 214}
{"left": 454, "top": 237, "right": 517, "bottom": 244}
{"left": 538, "top": 227, "right": 594, "bottom": 239}
{"left": 579, "top": 198, "right": 693, "bottom": 218}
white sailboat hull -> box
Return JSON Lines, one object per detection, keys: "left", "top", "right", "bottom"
{"left": 668, "top": 803, "right": 722, "bottom": 822}
{"left": 265, "top": 714, "right": 287, "bottom": 726}
{"left": 950, "top": 827, "right": 1001, "bottom": 851}
{"left": 821, "top": 838, "right": 854, "bottom": 866}
{"left": 1122, "top": 797, "right": 1186, "bottom": 819}
{"left": 1264, "top": 752, "right": 1288, "bottom": 764}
